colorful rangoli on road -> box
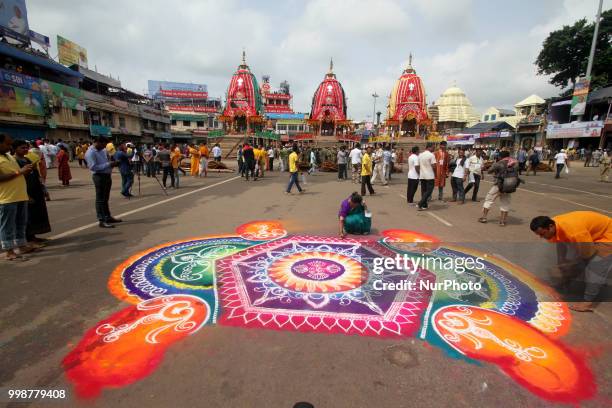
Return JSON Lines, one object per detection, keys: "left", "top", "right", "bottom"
{"left": 63, "top": 221, "right": 597, "bottom": 403}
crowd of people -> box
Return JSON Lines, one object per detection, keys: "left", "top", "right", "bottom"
{"left": 1, "top": 131, "right": 610, "bottom": 262}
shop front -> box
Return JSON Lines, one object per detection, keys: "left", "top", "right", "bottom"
{"left": 545, "top": 120, "right": 604, "bottom": 150}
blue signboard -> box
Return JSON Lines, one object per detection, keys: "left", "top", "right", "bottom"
{"left": 0, "top": 69, "right": 40, "bottom": 91}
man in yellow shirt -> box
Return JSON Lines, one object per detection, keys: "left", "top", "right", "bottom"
{"left": 531, "top": 211, "right": 612, "bottom": 311}
{"left": 361, "top": 146, "right": 375, "bottom": 196}
{"left": 0, "top": 133, "right": 35, "bottom": 260}
{"left": 171, "top": 145, "right": 184, "bottom": 188}
{"left": 285, "top": 144, "right": 304, "bottom": 194}
{"left": 253, "top": 146, "right": 264, "bottom": 178}
{"left": 106, "top": 141, "right": 116, "bottom": 157}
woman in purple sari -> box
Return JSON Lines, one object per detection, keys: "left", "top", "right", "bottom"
{"left": 338, "top": 192, "right": 371, "bottom": 238}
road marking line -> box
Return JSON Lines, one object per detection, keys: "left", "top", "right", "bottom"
{"left": 426, "top": 212, "right": 454, "bottom": 227}
{"left": 48, "top": 176, "right": 241, "bottom": 240}
{"left": 482, "top": 180, "right": 611, "bottom": 214}
{"left": 397, "top": 193, "right": 454, "bottom": 227}
{"left": 526, "top": 181, "right": 611, "bottom": 198}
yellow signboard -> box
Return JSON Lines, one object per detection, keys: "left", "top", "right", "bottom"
{"left": 427, "top": 132, "right": 444, "bottom": 142}
{"left": 370, "top": 134, "right": 391, "bottom": 143}
{"left": 57, "top": 35, "right": 88, "bottom": 67}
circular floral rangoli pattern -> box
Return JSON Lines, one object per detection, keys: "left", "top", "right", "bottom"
{"left": 268, "top": 251, "right": 365, "bottom": 293}
{"left": 64, "top": 223, "right": 593, "bottom": 404}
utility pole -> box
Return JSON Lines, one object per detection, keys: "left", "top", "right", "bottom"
{"left": 578, "top": 0, "right": 603, "bottom": 122}
{"left": 586, "top": 0, "right": 604, "bottom": 78}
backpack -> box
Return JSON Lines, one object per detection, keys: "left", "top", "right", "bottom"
{"left": 499, "top": 162, "right": 521, "bottom": 193}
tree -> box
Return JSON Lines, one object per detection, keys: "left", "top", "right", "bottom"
{"left": 535, "top": 9, "right": 612, "bottom": 93}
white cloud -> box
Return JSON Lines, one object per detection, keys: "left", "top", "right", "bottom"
{"left": 23, "top": 0, "right": 612, "bottom": 121}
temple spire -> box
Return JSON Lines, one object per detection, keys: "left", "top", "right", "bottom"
{"left": 404, "top": 53, "right": 415, "bottom": 73}
{"left": 328, "top": 57, "right": 334, "bottom": 74}
{"left": 242, "top": 48, "right": 246, "bottom": 65}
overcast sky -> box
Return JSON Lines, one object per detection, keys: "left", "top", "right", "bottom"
{"left": 28, "top": 0, "right": 610, "bottom": 120}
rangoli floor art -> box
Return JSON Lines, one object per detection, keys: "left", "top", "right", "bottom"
{"left": 63, "top": 221, "right": 597, "bottom": 403}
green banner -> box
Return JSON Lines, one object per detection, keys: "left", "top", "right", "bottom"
{"left": 256, "top": 131, "right": 279, "bottom": 141}
{"left": 208, "top": 130, "right": 225, "bottom": 138}
{"left": 0, "top": 83, "right": 44, "bottom": 115}
{"left": 40, "top": 79, "right": 85, "bottom": 111}
{"left": 170, "top": 113, "right": 207, "bottom": 121}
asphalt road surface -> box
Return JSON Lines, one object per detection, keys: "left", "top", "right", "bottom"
{"left": 1, "top": 162, "right": 611, "bottom": 408}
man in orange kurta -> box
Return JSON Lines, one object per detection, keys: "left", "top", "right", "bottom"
{"left": 198, "top": 143, "right": 209, "bottom": 177}
{"left": 531, "top": 211, "right": 612, "bottom": 312}
{"left": 434, "top": 141, "right": 450, "bottom": 201}
{"left": 188, "top": 144, "right": 200, "bottom": 176}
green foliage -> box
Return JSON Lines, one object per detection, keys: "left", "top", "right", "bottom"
{"left": 535, "top": 9, "right": 612, "bottom": 92}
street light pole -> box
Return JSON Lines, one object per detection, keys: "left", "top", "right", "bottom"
{"left": 372, "top": 92, "right": 379, "bottom": 131}
{"left": 586, "top": 0, "right": 604, "bottom": 79}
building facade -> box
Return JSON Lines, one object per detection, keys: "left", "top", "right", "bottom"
{"left": 0, "top": 41, "right": 169, "bottom": 144}
{"left": 148, "top": 79, "right": 220, "bottom": 143}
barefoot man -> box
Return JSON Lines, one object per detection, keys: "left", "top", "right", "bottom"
{"left": 530, "top": 211, "right": 611, "bottom": 312}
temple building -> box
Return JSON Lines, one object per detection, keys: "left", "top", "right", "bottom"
{"left": 385, "top": 55, "right": 430, "bottom": 137}
{"left": 307, "top": 59, "right": 351, "bottom": 137}
{"left": 219, "top": 51, "right": 264, "bottom": 133}
{"left": 261, "top": 76, "right": 293, "bottom": 114}
{"left": 434, "top": 84, "right": 480, "bottom": 133}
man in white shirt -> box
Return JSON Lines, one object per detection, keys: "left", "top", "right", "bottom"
{"left": 417, "top": 143, "right": 437, "bottom": 210}
{"left": 371, "top": 144, "right": 387, "bottom": 185}
{"left": 382, "top": 146, "right": 393, "bottom": 181}
{"left": 349, "top": 143, "right": 363, "bottom": 184}
{"left": 40, "top": 139, "right": 57, "bottom": 169}
{"left": 212, "top": 143, "right": 222, "bottom": 162}
{"left": 267, "top": 146, "right": 275, "bottom": 171}
{"left": 464, "top": 149, "right": 484, "bottom": 202}
{"left": 407, "top": 146, "right": 420, "bottom": 205}
{"left": 337, "top": 145, "right": 348, "bottom": 180}
{"left": 308, "top": 149, "right": 317, "bottom": 174}
{"left": 450, "top": 148, "right": 469, "bottom": 203}
{"left": 554, "top": 149, "right": 568, "bottom": 179}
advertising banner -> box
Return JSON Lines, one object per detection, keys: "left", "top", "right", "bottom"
{"left": 90, "top": 125, "right": 111, "bottom": 137}
{"left": 57, "top": 35, "right": 88, "bottom": 67}
{"left": 160, "top": 89, "right": 208, "bottom": 98}
{"left": 545, "top": 121, "right": 603, "bottom": 139}
{"left": 570, "top": 77, "right": 589, "bottom": 116}
{"left": 447, "top": 134, "right": 476, "bottom": 145}
{"left": 148, "top": 80, "right": 208, "bottom": 100}
{"left": 264, "top": 105, "right": 293, "bottom": 113}
{"left": 479, "top": 132, "right": 498, "bottom": 139}
{"left": 0, "top": 0, "right": 29, "bottom": 41}
{"left": 40, "top": 79, "right": 85, "bottom": 111}
{"left": 0, "top": 68, "right": 85, "bottom": 111}
{"left": 28, "top": 29, "right": 49, "bottom": 48}
{"left": 265, "top": 93, "right": 291, "bottom": 100}
{"left": 166, "top": 104, "right": 217, "bottom": 113}
{"left": 0, "top": 69, "right": 40, "bottom": 91}
{"left": 370, "top": 134, "right": 391, "bottom": 143}
{"left": 0, "top": 83, "right": 44, "bottom": 115}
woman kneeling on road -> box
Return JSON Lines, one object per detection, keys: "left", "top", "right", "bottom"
{"left": 339, "top": 192, "right": 371, "bottom": 238}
